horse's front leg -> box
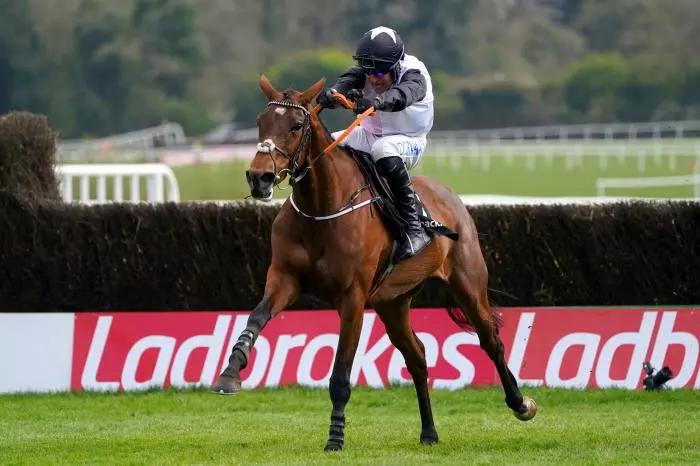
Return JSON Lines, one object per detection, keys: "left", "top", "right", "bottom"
{"left": 324, "top": 286, "right": 365, "bottom": 452}
{"left": 211, "top": 267, "right": 299, "bottom": 394}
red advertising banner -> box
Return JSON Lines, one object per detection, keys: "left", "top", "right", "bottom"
{"left": 72, "top": 308, "right": 700, "bottom": 391}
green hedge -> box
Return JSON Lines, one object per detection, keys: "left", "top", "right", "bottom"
{"left": 1, "top": 193, "right": 698, "bottom": 312}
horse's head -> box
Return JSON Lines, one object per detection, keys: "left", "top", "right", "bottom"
{"left": 246, "top": 75, "right": 325, "bottom": 200}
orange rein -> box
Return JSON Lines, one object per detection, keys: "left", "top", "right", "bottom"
{"left": 311, "top": 91, "right": 374, "bottom": 155}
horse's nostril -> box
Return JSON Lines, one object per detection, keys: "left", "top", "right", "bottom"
{"left": 260, "top": 172, "right": 276, "bottom": 184}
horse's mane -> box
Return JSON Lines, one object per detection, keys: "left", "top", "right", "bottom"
{"left": 310, "top": 105, "right": 339, "bottom": 149}
{"left": 316, "top": 114, "right": 333, "bottom": 140}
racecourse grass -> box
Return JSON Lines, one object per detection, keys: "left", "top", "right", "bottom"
{"left": 1, "top": 386, "right": 698, "bottom": 465}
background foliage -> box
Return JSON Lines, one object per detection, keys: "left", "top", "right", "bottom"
{"left": 2, "top": 0, "right": 699, "bottom": 137}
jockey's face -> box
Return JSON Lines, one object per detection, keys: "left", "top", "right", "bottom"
{"left": 366, "top": 71, "right": 393, "bottom": 94}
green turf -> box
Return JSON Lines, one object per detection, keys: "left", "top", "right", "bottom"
{"left": 172, "top": 148, "right": 699, "bottom": 201}
{"left": 1, "top": 386, "right": 698, "bottom": 465}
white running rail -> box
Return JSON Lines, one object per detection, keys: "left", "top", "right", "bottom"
{"left": 596, "top": 173, "right": 700, "bottom": 198}
{"left": 56, "top": 164, "right": 180, "bottom": 204}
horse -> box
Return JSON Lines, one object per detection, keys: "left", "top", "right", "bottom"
{"left": 212, "top": 75, "right": 537, "bottom": 451}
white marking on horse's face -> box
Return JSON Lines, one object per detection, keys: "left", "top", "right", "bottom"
{"left": 275, "top": 107, "right": 287, "bottom": 115}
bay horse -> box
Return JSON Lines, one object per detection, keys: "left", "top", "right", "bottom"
{"left": 212, "top": 75, "right": 537, "bottom": 451}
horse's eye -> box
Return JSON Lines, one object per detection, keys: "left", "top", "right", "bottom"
{"left": 290, "top": 123, "right": 303, "bottom": 133}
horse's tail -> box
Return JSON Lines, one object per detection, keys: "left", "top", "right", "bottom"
{"left": 445, "top": 303, "right": 503, "bottom": 334}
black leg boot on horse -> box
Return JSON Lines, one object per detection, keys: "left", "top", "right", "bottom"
{"left": 376, "top": 156, "right": 431, "bottom": 262}
{"left": 211, "top": 298, "right": 273, "bottom": 394}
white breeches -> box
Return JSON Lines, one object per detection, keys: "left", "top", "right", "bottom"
{"left": 331, "top": 127, "right": 427, "bottom": 170}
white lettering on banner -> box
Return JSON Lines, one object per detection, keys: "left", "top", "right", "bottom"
{"left": 297, "top": 334, "right": 338, "bottom": 387}
{"left": 546, "top": 333, "right": 601, "bottom": 388}
{"left": 387, "top": 332, "right": 439, "bottom": 385}
{"left": 595, "top": 312, "right": 656, "bottom": 388}
{"left": 433, "top": 333, "right": 480, "bottom": 389}
{"left": 265, "top": 335, "right": 308, "bottom": 387}
{"left": 351, "top": 314, "right": 392, "bottom": 387}
{"left": 507, "top": 313, "right": 543, "bottom": 386}
{"left": 82, "top": 316, "right": 120, "bottom": 391}
{"left": 69, "top": 308, "right": 700, "bottom": 393}
{"left": 650, "top": 312, "right": 699, "bottom": 388}
{"left": 170, "top": 316, "right": 230, "bottom": 387}
{"left": 122, "top": 335, "right": 176, "bottom": 390}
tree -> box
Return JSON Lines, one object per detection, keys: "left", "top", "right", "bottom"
{"left": 343, "top": 0, "right": 476, "bottom": 73}
{"left": 680, "top": 61, "right": 700, "bottom": 106}
{"left": 231, "top": 48, "right": 354, "bottom": 129}
{"left": 72, "top": 0, "right": 128, "bottom": 135}
{"left": 0, "top": 0, "right": 48, "bottom": 114}
{"left": 563, "top": 54, "right": 629, "bottom": 118}
{"left": 131, "top": 0, "right": 202, "bottom": 98}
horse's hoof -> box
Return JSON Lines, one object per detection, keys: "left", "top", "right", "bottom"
{"left": 513, "top": 395, "right": 537, "bottom": 421}
{"left": 420, "top": 432, "right": 439, "bottom": 445}
{"left": 324, "top": 440, "right": 343, "bottom": 452}
{"left": 210, "top": 374, "right": 242, "bottom": 395}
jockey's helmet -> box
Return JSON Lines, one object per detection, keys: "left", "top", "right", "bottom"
{"left": 353, "top": 26, "right": 404, "bottom": 76}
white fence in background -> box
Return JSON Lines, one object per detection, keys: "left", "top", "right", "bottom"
{"left": 53, "top": 119, "right": 700, "bottom": 178}
{"left": 56, "top": 164, "right": 180, "bottom": 204}
{"left": 429, "top": 120, "right": 700, "bottom": 142}
{"left": 415, "top": 140, "right": 700, "bottom": 174}
{"left": 224, "top": 120, "right": 700, "bottom": 144}
{"left": 596, "top": 174, "right": 700, "bottom": 198}
{"left": 58, "top": 123, "right": 186, "bottom": 163}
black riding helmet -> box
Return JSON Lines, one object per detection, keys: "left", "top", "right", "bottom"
{"left": 353, "top": 26, "right": 405, "bottom": 75}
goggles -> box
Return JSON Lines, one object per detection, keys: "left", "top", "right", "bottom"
{"left": 353, "top": 55, "right": 396, "bottom": 76}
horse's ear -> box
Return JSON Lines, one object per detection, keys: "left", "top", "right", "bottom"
{"left": 259, "top": 75, "right": 283, "bottom": 101}
{"left": 300, "top": 78, "right": 326, "bottom": 105}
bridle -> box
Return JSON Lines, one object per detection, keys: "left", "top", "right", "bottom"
{"left": 255, "top": 100, "right": 312, "bottom": 186}
{"left": 256, "top": 98, "right": 380, "bottom": 220}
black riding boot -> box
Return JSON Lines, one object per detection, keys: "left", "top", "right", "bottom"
{"left": 376, "top": 156, "right": 431, "bottom": 262}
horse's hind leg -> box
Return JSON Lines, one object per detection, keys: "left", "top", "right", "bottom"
{"left": 447, "top": 268, "right": 537, "bottom": 421}
{"left": 375, "top": 296, "right": 438, "bottom": 445}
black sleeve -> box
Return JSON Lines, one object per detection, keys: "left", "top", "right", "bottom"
{"left": 379, "top": 69, "right": 427, "bottom": 112}
{"left": 331, "top": 66, "right": 366, "bottom": 95}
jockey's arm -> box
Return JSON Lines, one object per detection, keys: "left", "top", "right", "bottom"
{"left": 378, "top": 69, "right": 427, "bottom": 112}
{"left": 332, "top": 66, "right": 366, "bottom": 96}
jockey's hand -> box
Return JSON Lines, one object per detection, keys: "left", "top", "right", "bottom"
{"left": 346, "top": 89, "right": 363, "bottom": 102}
{"left": 354, "top": 96, "right": 382, "bottom": 115}
{"left": 316, "top": 88, "right": 340, "bottom": 109}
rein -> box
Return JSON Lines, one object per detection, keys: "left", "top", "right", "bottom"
{"left": 265, "top": 94, "right": 379, "bottom": 221}
{"left": 291, "top": 95, "right": 374, "bottom": 184}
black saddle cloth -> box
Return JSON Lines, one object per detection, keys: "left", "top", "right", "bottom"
{"left": 347, "top": 148, "right": 459, "bottom": 242}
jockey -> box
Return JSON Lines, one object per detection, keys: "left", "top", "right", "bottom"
{"left": 317, "top": 26, "right": 434, "bottom": 262}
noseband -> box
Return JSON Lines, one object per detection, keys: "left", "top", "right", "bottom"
{"left": 256, "top": 100, "right": 312, "bottom": 186}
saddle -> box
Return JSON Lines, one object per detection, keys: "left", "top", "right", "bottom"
{"left": 347, "top": 148, "right": 459, "bottom": 242}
